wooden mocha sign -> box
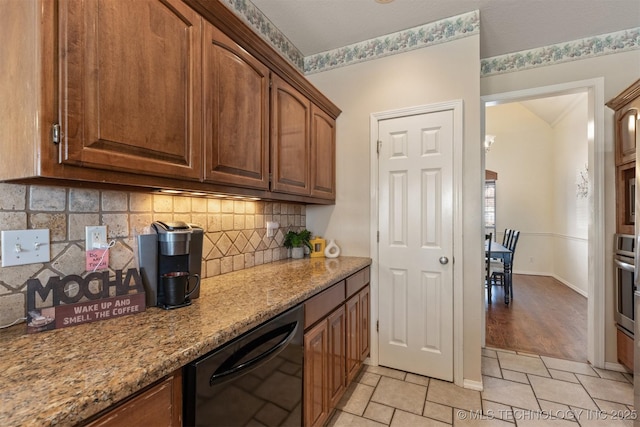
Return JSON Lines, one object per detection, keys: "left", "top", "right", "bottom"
{"left": 26, "top": 268, "right": 146, "bottom": 334}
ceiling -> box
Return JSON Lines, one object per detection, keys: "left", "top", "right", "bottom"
{"left": 250, "top": 0, "right": 640, "bottom": 59}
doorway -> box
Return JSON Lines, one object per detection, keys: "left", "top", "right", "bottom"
{"left": 481, "top": 78, "right": 606, "bottom": 368}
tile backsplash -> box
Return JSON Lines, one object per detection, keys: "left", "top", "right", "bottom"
{"left": 0, "top": 183, "right": 306, "bottom": 327}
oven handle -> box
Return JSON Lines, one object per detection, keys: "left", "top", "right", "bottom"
{"left": 209, "top": 321, "right": 298, "bottom": 387}
{"left": 615, "top": 258, "right": 635, "bottom": 272}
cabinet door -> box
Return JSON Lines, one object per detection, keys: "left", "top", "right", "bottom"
{"left": 304, "top": 320, "right": 329, "bottom": 427}
{"left": 271, "top": 75, "right": 311, "bottom": 196}
{"left": 87, "top": 372, "right": 181, "bottom": 427}
{"left": 59, "top": 0, "right": 202, "bottom": 180}
{"left": 359, "top": 285, "right": 370, "bottom": 362}
{"left": 203, "top": 23, "right": 270, "bottom": 189}
{"left": 327, "top": 306, "right": 346, "bottom": 409}
{"left": 345, "top": 294, "right": 361, "bottom": 382}
{"left": 310, "top": 105, "right": 336, "bottom": 200}
{"left": 615, "top": 106, "right": 638, "bottom": 165}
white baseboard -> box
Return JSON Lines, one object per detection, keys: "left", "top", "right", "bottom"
{"left": 463, "top": 378, "right": 483, "bottom": 391}
{"left": 512, "top": 270, "right": 588, "bottom": 298}
{"left": 604, "top": 361, "right": 632, "bottom": 373}
{"left": 551, "top": 275, "right": 588, "bottom": 298}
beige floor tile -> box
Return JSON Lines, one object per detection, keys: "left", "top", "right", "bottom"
{"left": 593, "top": 398, "right": 635, "bottom": 414}
{"left": 482, "top": 356, "right": 501, "bottom": 378}
{"left": 336, "top": 381, "right": 375, "bottom": 416}
{"left": 406, "top": 372, "right": 431, "bottom": 386}
{"left": 423, "top": 400, "right": 453, "bottom": 424}
{"left": 573, "top": 409, "right": 634, "bottom": 427}
{"left": 576, "top": 374, "right": 634, "bottom": 406}
{"left": 496, "top": 352, "right": 549, "bottom": 377}
{"left": 427, "top": 378, "right": 482, "bottom": 412}
{"left": 481, "top": 400, "right": 513, "bottom": 421}
{"left": 363, "top": 402, "right": 395, "bottom": 425}
{"left": 528, "top": 375, "right": 598, "bottom": 410}
{"left": 483, "top": 348, "right": 498, "bottom": 358}
{"left": 481, "top": 376, "right": 539, "bottom": 411}
{"left": 548, "top": 369, "right": 579, "bottom": 384}
{"left": 453, "top": 410, "right": 514, "bottom": 426}
{"left": 371, "top": 376, "right": 427, "bottom": 415}
{"left": 327, "top": 410, "right": 388, "bottom": 427}
{"left": 365, "top": 365, "right": 407, "bottom": 380}
{"left": 357, "top": 371, "right": 382, "bottom": 387}
{"left": 539, "top": 356, "right": 597, "bottom": 377}
{"left": 514, "top": 417, "right": 577, "bottom": 426}
{"left": 391, "top": 409, "right": 450, "bottom": 426}
{"left": 501, "top": 369, "right": 528, "bottom": 384}
{"left": 593, "top": 367, "right": 631, "bottom": 383}
{"left": 536, "top": 400, "right": 576, "bottom": 421}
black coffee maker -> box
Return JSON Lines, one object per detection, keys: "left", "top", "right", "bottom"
{"left": 137, "top": 221, "right": 203, "bottom": 309}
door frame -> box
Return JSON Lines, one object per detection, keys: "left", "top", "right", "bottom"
{"left": 481, "top": 78, "right": 605, "bottom": 368}
{"left": 370, "top": 100, "right": 465, "bottom": 386}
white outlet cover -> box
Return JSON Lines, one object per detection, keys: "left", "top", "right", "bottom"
{"left": 1, "top": 229, "right": 51, "bottom": 267}
{"left": 85, "top": 226, "right": 107, "bottom": 250}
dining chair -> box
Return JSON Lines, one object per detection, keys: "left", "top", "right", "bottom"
{"left": 502, "top": 228, "right": 513, "bottom": 248}
{"left": 491, "top": 230, "right": 520, "bottom": 300}
{"left": 485, "top": 233, "right": 495, "bottom": 302}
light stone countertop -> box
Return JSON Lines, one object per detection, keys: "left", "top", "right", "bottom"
{"left": 0, "top": 256, "right": 371, "bottom": 427}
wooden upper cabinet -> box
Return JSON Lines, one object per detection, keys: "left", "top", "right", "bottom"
{"left": 203, "top": 22, "right": 270, "bottom": 189}
{"left": 271, "top": 74, "right": 312, "bottom": 196}
{"left": 59, "top": 0, "right": 202, "bottom": 180}
{"left": 310, "top": 105, "right": 336, "bottom": 200}
{"left": 615, "top": 107, "right": 638, "bottom": 165}
{"left": 607, "top": 79, "right": 640, "bottom": 166}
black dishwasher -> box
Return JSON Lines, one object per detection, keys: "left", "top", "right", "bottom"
{"left": 183, "top": 305, "right": 304, "bottom": 427}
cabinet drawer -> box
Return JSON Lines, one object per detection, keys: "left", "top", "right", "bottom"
{"left": 305, "top": 280, "right": 345, "bottom": 328}
{"left": 346, "top": 267, "right": 370, "bottom": 298}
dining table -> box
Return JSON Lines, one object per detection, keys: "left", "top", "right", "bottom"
{"left": 485, "top": 240, "right": 514, "bottom": 304}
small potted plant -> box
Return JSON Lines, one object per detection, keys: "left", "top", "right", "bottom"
{"left": 283, "top": 229, "right": 312, "bottom": 259}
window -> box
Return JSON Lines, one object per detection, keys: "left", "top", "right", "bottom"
{"left": 484, "top": 180, "right": 496, "bottom": 237}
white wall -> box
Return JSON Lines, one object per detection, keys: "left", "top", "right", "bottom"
{"left": 306, "top": 35, "right": 483, "bottom": 383}
{"left": 485, "top": 95, "right": 589, "bottom": 295}
{"left": 553, "top": 95, "right": 589, "bottom": 295}
{"left": 486, "top": 103, "right": 555, "bottom": 275}
{"left": 482, "top": 49, "right": 640, "bottom": 365}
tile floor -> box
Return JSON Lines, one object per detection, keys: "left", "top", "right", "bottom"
{"left": 327, "top": 348, "right": 636, "bottom": 426}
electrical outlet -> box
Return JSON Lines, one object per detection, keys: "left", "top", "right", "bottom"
{"left": 85, "top": 226, "right": 107, "bottom": 250}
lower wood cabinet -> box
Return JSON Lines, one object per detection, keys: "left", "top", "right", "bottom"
{"left": 303, "top": 267, "right": 370, "bottom": 427}
{"left": 85, "top": 370, "right": 182, "bottom": 427}
{"left": 617, "top": 327, "right": 634, "bottom": 371}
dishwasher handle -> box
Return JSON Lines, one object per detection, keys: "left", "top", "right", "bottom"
{"left": 209, "top": 320, "right": 298, "bottom": 387}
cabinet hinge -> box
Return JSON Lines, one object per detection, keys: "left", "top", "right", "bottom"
{"left": 376, "top": 140, "right": 381, "bottom": 155}
{"left": 52, "top": 124, "right": 61, "bottom": 145}
{"left": 376, "top": 320, "right": 379, "bottom": 332}
{"left": 377, "top": 231, "right": 379, "bottom": 243}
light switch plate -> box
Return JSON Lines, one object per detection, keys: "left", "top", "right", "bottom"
{"left": 1, "top": 229, "right": 51, "bottom": 267}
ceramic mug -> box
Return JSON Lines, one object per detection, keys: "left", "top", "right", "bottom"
{"left": 162, "top": 272, "right": 200, "bottom": 307}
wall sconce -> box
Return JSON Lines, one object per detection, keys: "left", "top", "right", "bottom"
{"left": 484, "top": 134, "right": 496, "bottom": 152}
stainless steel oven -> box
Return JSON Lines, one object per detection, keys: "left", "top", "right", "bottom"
{"left": 614, "top": 234, "right": 635, "bottom": 334}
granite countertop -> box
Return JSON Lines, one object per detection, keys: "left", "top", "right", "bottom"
{"left": 0, "top": 256, "right": 371, "bottom": 427}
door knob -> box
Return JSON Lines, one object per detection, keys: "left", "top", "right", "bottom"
{"left": 439, "top": 256, "right": 449, "bottom": 265}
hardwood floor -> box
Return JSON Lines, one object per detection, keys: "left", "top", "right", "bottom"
{"left": 485, "top": 274, "right": 588, "bottom": 362}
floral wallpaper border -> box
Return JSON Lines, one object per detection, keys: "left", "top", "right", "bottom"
{"left": 481, "top": 27, "right": 640, "bottom": 76}
{"left": 219, "top": 0, "right": 305, "bottom": 70}
{"left": 220, "top": 1, "right": 639, "bottom": 76}
{"left": 304, "top": 11, "right": 479, "bottom": 75}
